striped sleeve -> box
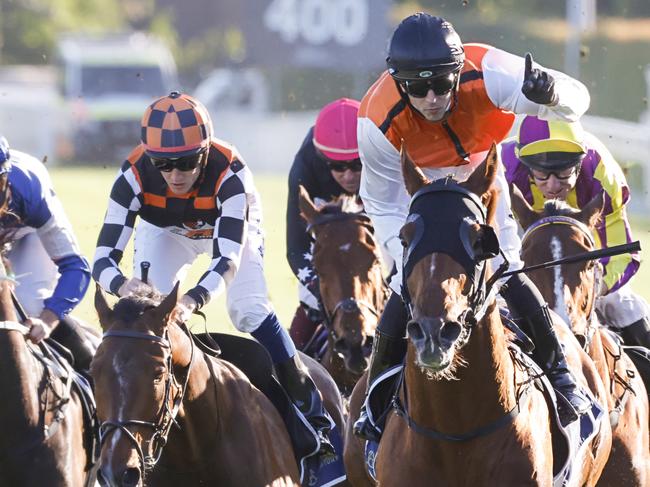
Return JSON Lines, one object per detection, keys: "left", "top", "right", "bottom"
{"left": 185, "top": 158, "right": 250, "bottom": 307}
{"left": 591, "top": 147, "right": 639, "bottom": 293}
{"left": 92, "top": 161, "right": 143, "bottom": 295}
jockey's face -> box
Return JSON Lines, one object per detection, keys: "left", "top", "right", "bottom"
{"left": 407, "top": 88, "right": 453, "bottom": 122}
{"left": 160, "top": 166, "right": 201, "bottom": 194}
{"left": 531, "top": 167, "right": 578, "bottom": 200}
{"left": 327, "top": 159, "right": 362, "bottom": 194}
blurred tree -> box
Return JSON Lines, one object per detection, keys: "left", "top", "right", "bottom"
{"left": 0, "top": 0, "right": 126, "bottom": 63}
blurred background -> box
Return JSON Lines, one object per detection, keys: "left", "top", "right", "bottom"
{"left": 0, "top": 0, "right": 649, "bottom": 328}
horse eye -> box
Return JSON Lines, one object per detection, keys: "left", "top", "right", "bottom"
{"left": 153, "top": 366, "right": 166, "bottom": 383}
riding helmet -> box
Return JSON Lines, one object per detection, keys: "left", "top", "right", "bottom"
{"left": 386, "top": 13, "right": 465, "bottom": 81}
{"left": 313, "top": 98, "right": 361, "bottom": 161}
{"left": 516, "top": 116, "right": 587, "bottom": 172}
{"left": 140, "top": 91, "right": 213, "bottom": 158}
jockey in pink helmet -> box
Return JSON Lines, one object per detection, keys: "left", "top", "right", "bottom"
{"left": 286, "top": 98, "right": 363, "bottom": 349}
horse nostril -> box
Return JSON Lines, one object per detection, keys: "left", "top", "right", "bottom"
{"left": 122, "top": 467, "right": 141, "bottom": 487}
{"left": 439, "top": 321, "right": 462, "bottom": 346}
{"left": 407, "top": 320, "right": 425, "bottom": 342}
{"left": 333, "top": 338, "right": 348, "bottom": 354}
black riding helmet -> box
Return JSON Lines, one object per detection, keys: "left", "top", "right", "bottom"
{"left": 387, "top": 13, "right": 465, "bottom": 82}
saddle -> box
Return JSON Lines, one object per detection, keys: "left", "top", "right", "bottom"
{"left": 192, "top": 332, "right": 346, "bottom": 487}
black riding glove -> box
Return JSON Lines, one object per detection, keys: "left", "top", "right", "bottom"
{"left": 521, "top": 52, "right": 559, "bottom": 106}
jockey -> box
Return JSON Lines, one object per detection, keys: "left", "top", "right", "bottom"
{"left": 354, "top": 12, "right": 592, "bottom": 438}
{"left": 92, "top": 91, "right": 334, "bottom": 456}
{"left": 286, "top": 97, "right": 362, "bottom": 349}
{"left": 503, "top": 116, "right": 650, "bottom": 347}
{"left": 0, "top": 135, "right": 93, "bottom": 371}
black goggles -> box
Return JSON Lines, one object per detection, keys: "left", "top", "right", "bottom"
{"left": 150, "top": 151, "right": 206, "bottom": 172}
{"left": 400, "top": 73, "right": 458, "bottom": 98}
{"left": 327, "top": 159, "right": 362, "bottom": 173}
{"left": 530, "top": 165, "right": 580, "bottom": 181}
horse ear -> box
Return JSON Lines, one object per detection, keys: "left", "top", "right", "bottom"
{"left": 155, "top": 282, "right": 180, "bottom": 328}
{"left": 576, "top": 191, "right": 605, "bottom": 228}
{"left": 401, "top": 141, "right": 429, "bottom": 196}
{"left": 95, "top": 284, "right": 114, "bottom": 332}
{"left": 298, "top": 185, "right": 319, "bottom": 225}
{"left": 462, "top": 143, "right": 499, "bottom": 200}
{"left": 509, "top": 183, "right": 539, "bottom": 230}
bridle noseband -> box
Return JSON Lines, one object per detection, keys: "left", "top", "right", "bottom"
{"left": 98, "top": 326, "right": 194, "bottom": 473}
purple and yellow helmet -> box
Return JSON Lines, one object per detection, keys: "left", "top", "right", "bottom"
{"left": 516, "top": 116, "right": 586, "bottom": 172}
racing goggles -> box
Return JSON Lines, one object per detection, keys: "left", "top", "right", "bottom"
{"left": 150, "top": 151, "right": 206, "bottom": 172}
{"left": 530, "top": 165, "right": 580, "bottom": 181}
{"left": 400, "top": 72, "right": 458, "bottom": 98}
{"left": 327, "top": 159, "right": 363, "bottom": 173}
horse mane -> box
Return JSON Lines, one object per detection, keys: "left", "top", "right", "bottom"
{"left": 542, "top": 199, "right": 579, "bottom": 217}
{"left": 112, "top": 288, "right": 166, "bottom": 328}
{"left": 319, "top": 194, "right": 364, "bottom": 215}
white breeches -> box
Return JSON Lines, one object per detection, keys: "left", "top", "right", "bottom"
{"left": 134, "top": 220, "right": 273, "bottom": 333}
{"left": 596, "top": 282, "right": 649, "bottom": 329}
{"left": 7, "top": 230, "right": 57, "bottom": 317}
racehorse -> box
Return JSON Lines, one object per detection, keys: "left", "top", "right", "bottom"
{"left": 298, "top": 187, "right": 388, "bottom": 394}
{"left": 92, "top": 283, "right": 347, "bottom": 487}
{"left": 344, "top": 145, "right": 611, "bottom": 486}
{"left": 0, "top": 243, "right": 93, "bottom": 485}
{"left": 510, "top": 189, "right": 650, "bottom": 486}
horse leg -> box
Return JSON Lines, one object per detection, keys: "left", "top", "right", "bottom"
{"left": 344, "top": 375, "right": 374, "bottom": 487}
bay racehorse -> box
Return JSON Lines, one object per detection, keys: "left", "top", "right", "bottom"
{"left": 344, "top": 144, "right": 611, "bottom": 486}
{"left": 298, "top": 187, "right": 388, "bottom": 394}
{"left": 510, "top": 189, "right": 650, "bottom": 486}
{"left": 93, "top": 283, "right": 347, "bottom": 487}
{"left": 0, "top": 247, "right": 94, "bottom": 485}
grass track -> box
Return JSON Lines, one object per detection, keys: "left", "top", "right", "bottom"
{"left": 49, "top": 166, "right": 650, "bottom": 332}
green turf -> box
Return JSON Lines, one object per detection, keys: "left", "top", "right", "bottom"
{"left": 49, "top": 166, "right": 650, "bottom": 331}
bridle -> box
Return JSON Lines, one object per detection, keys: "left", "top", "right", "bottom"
{"left": 308, "top": 211, "right": 388, "bottom": 345}
{"left": 521, "top": 214, "right": 601, "bottom": 349}
{"left": 393, "top": 179, "right": 525, "bottom": 442}
{"left": 98, "top": 325, "right": 194, "bottom": 473}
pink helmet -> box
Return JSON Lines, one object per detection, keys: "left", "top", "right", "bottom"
{"left": 313, "top": 98, "right": 361, "bottom": 161}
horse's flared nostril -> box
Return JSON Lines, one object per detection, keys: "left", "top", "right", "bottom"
{"left": 439, "top": 321, "right": 462, "bottom": 347}
{"left": 122, "top": 467, "right": 141, "bottom": 487}
{"left": 407, "top": 320, "right": 425, "bottom": 342}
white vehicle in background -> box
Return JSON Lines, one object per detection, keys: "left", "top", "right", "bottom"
{"left": 57, "top": 33, "right": 179, "bottom": 163}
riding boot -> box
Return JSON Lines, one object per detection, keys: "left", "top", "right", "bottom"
{"left": 353, "top": 329, "right": 407, "bottom": 441}
{"left": 521, "top": 305, "right": 592, "bottom": 426}
{"left": 275, "top": 354, "right": 336, "bottom": 456}
{"left": 619, "top": 317, "right": 650, "bottom": 349}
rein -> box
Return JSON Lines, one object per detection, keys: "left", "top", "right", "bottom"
{"left": 98, "top": 323, "right": 194, "bottom": 473}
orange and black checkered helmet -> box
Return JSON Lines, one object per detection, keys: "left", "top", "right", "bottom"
{"left": 140, "top": 91, "right": 213, "bottom": 158}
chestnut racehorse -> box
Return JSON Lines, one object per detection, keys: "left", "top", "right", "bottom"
{"left": 510, "top": 190, "right": 650, "bottom": 486}
{"left": 93, "top": 284, "right": 347, "bottom": 487}
{"left": 344, "top": 145, "right": 611, "bottom": 486}
{"left": 298, "top": 187, "right": 388, "bottom": 394}
{"left": 0, "top": 254, "right": 93, "bottom": 485}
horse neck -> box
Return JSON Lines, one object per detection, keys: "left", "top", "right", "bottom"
{"left": 163, "top": 342, "right": 220, "bottom": 465}
{"left": 0, "top": 281, "right": 40, "bottom": 446}
{"left": 405, "top": 304, "right": 516, "bottom": 431}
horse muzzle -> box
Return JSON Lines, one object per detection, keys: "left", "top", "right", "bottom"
{"left": 98, "top": 464, "right": 142, "bottom": 487}
{"left": 407, "top": 317, "right": 462, "bottom": 371}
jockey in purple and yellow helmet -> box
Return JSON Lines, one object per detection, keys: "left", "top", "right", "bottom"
{"left": 502, "top": 115, "right": 650, "bottom": 348}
